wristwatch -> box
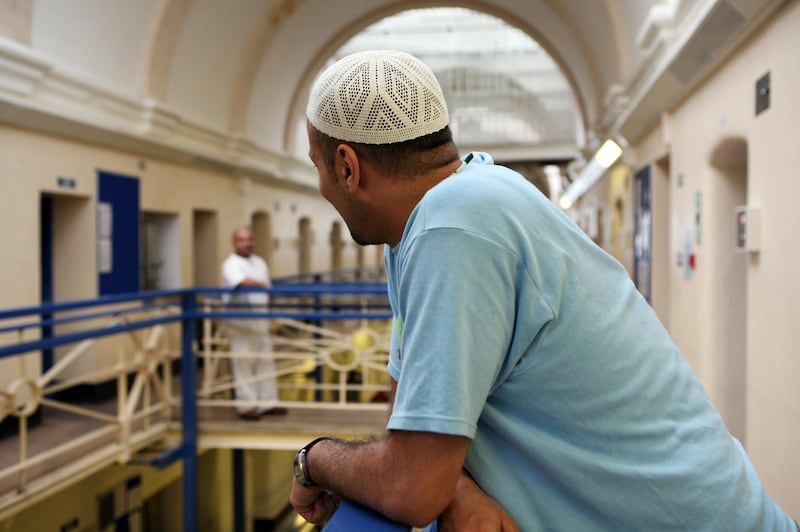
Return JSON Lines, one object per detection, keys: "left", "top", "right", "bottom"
{"left": 293, "top": 437, "right": 330, "bottom": 487}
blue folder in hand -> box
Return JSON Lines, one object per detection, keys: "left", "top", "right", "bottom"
{"left": 322, "top": 500, "right": 413, "bottom": 531}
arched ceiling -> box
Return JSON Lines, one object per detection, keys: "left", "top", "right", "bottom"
{"left": 0, "top": 0, "right": 785, "bottom": 189}
{"left": 321, "top": 7, "right": 580, "bottom": 164}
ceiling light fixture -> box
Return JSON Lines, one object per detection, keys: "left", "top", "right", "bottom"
{"left": 559, "top": 139, "right": 624, "bottom": 209}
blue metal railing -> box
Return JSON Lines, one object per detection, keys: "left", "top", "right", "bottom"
{"left": 0, "top": 282, "right": 391, "bottom": 531}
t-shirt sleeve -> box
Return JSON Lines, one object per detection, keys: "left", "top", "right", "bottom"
{"left": 221, "top": 257, "right": 246, "bottom": 288}
{"left": 387, "top": 228, "right": 520, "bottom": 438}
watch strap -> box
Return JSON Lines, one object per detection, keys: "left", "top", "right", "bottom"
{"left": 295, "top": 436, "right": 330, "bottom": 487}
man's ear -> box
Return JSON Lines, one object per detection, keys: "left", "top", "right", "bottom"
{"left": 336, "top": 144, "right": 362, "bottom": 192}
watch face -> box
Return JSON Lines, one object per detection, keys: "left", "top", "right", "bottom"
{"left": 293, "top": 455, "right": 302, "bottom": 478}
{"left": 293, "top": 450, "right": 311, "bottom": 486}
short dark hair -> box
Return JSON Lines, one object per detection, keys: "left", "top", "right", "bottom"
{"left": 311, "top": 125, "right": 459, "bottom": 179}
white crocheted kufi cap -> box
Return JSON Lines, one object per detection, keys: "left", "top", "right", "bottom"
{"left": 306, "top": 50, "right": 450, "bottom": 145}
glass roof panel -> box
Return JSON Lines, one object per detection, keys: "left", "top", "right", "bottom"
{"left": 331, "top": 7, "right": 579, "bottom": 160}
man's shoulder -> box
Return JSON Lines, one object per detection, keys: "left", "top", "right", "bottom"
{"left": 248, "top": 254, "right": 267, "bottom": 270}
{"left": 222, "top": 253, "right": 239, "bottom": 265}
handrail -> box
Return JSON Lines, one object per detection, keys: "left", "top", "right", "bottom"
{"left": 323, "top": 500, "right": 412, "bottom": 531}
{"left": 0, "top": 283, "right": 388, "bottom": 320}
{"left": 0, "top": 282, "right": 392, "bottom": 530}
{"left": 0, "top": 314, "right": 181, "bottom": 359}
{"left": 0, "top": 288, "right": 188, "bottom": 320}
{"left": 0, "top": 302, "right": 176, "bottom": 335}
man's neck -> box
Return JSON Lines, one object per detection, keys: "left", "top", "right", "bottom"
{"left": 384, "top": 159, "right": 464, "bottom": 247}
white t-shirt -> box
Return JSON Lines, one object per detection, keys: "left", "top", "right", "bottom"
{"left": 221, "top": 253, "right": 270, "bottom": 333}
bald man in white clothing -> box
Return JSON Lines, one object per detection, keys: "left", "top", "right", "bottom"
{"left": 221, "top": 226, "right": 286, "bottom": 419}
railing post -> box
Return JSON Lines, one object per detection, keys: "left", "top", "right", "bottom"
{"left": 313, "top": 274, "right": 323, "bottom": 401}
{"left": 233, "top": 448, "right": 245, "bottom": 532}
{"left": 181, "top": 291, "right": 198, "bottom": 532}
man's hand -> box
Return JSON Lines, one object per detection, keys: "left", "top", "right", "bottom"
{"left": 437, "top": 472, "right": 518, "bottom": 532}
{"left": 290, "top": 480, "right": 339, "bottom": 525}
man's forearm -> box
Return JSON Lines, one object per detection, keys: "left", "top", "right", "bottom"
{"left": 305, "top": 437, "right": 397, "bottom": 513}
{"left": 236, "top": 277, "right": 269, "bottom": 288}
{"left": 303, "top": 431, "right": 468, "bottom": 527}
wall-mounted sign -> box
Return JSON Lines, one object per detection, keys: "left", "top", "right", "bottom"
{"left": 694, "top": 191, "right": 702, "bottom": 244}
{"left": 735, "top": 205, "right": 761, "bottom": 253}
{"left": 57, "top": 176, "right": 76, "bottom": 189}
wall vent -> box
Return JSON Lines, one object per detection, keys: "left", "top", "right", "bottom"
{"left": 668, "top": 1, "right": 746, "bottom": 85}
{"left": 617, "top": 0, "right": 785, "bottom": 142}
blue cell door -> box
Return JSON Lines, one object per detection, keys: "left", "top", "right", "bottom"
{"left": 40, "top": 195, "right": 54, "bottom": 372}
{"left": 97, "top": 171, "right": 140, "bottom": 295}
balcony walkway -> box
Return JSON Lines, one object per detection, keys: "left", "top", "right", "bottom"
{"left": 0, "top": 402, "right": 388, "bottom": 527}
{"left": 190, "top": 403, "right": 389, "bottom": 449}
{"left": 0, "top": 278, "right": 393, "bottom": 527}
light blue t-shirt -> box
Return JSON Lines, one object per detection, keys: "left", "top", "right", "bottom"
{"left": 385, "top": 153, "right": 794, "bottom": 530}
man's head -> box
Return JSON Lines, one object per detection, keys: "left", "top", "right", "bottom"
{"left": 306, "top": 50, "right": 460, "bottom": 246}
{"left": 232, "top": 226, "right": 255, "bottom": 258}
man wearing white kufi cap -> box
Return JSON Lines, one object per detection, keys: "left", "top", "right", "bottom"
{"left": 292, "top": 50, "right": 798, "bottom": 532}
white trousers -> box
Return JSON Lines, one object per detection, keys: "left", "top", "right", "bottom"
{"left": 227, "top": 332, "right": 278, "bottom": 413}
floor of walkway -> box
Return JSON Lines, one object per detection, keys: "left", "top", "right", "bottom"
{"left": 0, "top": 394, "right": 389, "bottom": 519}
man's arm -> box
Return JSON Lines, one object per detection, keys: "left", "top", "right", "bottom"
{"left": 291, "top": 382, "right": 517, "bottom": 530}
{"left": 235, "top": 277, "right": 270, "bottom": 288}
{"left": 291, "top": 381, "right": 467, "bottom": 526}
{"left": 291, "top": 430, "right": 469, "bottom": 527}
{"left": 384, "top": 381, "right": 516, "bottom": 530}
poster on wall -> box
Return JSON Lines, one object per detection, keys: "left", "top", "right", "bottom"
{"left": 633, "top": 165, "right": 652, "bottom": 302}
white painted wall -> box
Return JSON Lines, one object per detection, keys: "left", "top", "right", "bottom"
{"left": 580, "top": 2, "right": 800, "bottom": 516}
{"left": 0, "top": 124, "right": 375, "bottom": 388}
